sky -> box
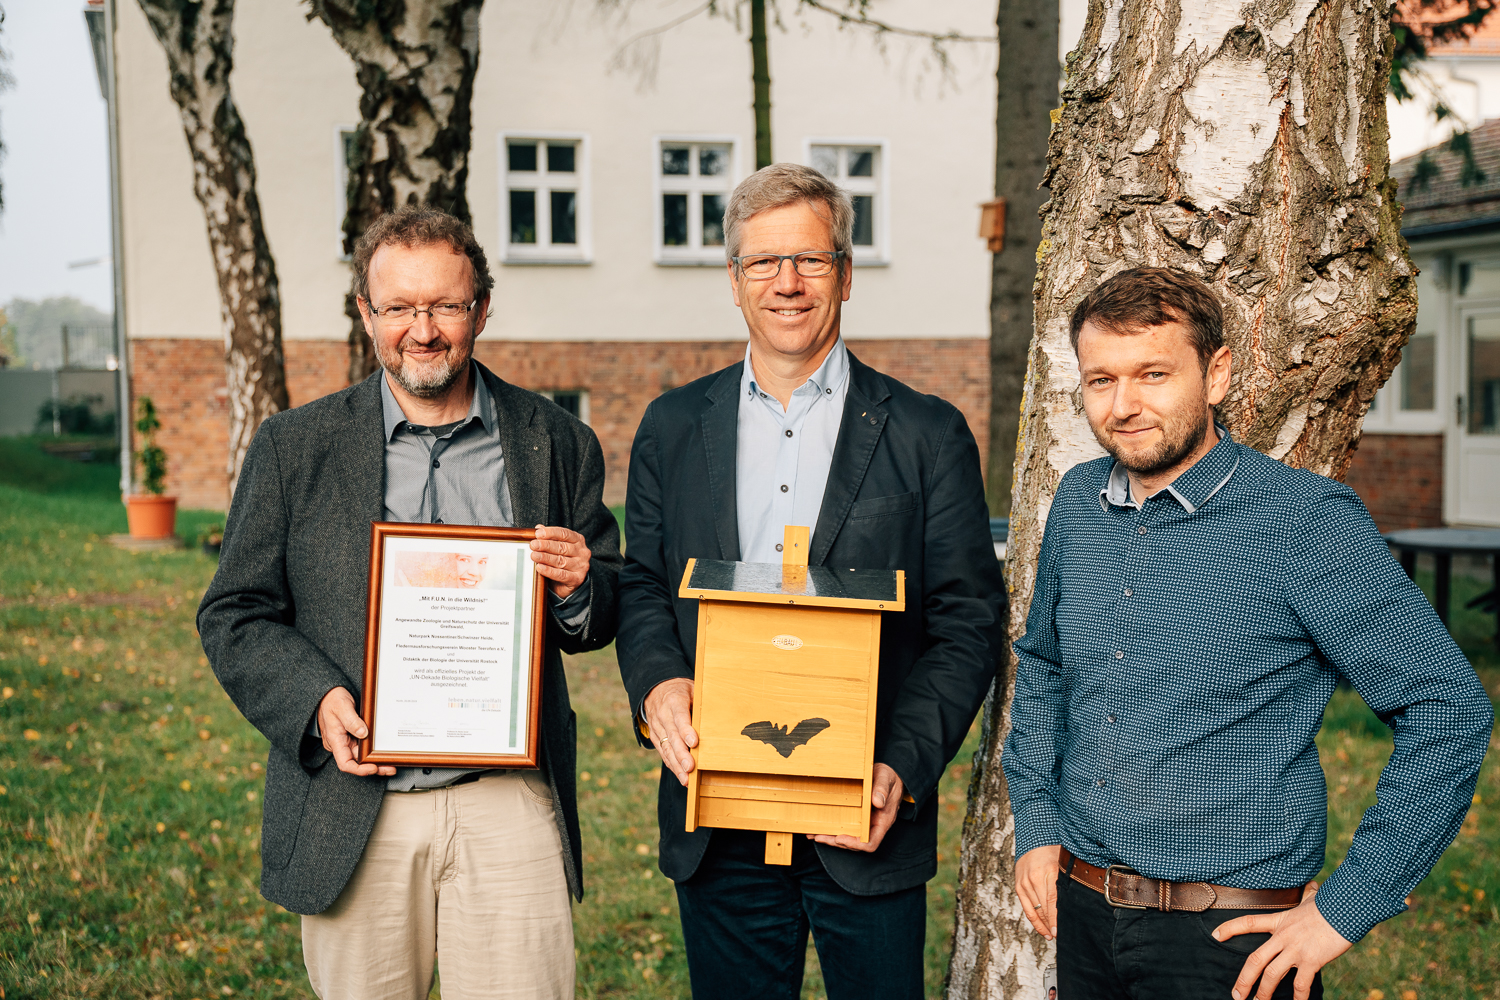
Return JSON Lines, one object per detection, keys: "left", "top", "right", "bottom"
{"left": 0, "top": 0, "right": 115, "bottom": 312}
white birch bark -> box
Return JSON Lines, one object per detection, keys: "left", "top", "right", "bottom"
{"left": 137, "top": 0, "right": 290, "bottom": 498}
{"left": 306, "top": 0, "right": 485, "bottom": 383}
{"left": 949, "top": 3, "right": 1416, "bottom": 997}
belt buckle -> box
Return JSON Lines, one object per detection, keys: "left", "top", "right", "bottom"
{"left": 1104, "top": 865, "right": 1149, "bottom": 909}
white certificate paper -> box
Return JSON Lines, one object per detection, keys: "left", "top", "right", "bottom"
{"left": 370, "top": 535, "right": 537, "bottom": 757}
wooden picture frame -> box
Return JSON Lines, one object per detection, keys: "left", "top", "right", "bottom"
{"left": 358, "top": 521, "right": 547, "bottom": 768}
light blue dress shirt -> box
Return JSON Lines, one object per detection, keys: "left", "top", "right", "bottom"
{"left": 735, "top": 338, "right": 850, "bottom": 562}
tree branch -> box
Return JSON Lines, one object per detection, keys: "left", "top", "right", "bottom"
{"left": 612, "top": 0, "right": 715, "bottom": 51}
{"left": 795, "top": 0, "right": 995, "bottom": 43}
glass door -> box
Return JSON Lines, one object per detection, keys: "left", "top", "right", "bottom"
{"left": 1453, "top": 309, "right": 1500, "bottom": 525}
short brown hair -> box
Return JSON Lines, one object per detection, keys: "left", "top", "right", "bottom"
{"left": 724, "top": 163, "right": 854, "bottom": 270}
{"left": 351, "top": 206, "right": 494, "bottom": 304}
{"left": 1069, "top": 267, "right": 1224, "bottom": 369}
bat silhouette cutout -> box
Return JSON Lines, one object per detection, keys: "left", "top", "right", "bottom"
{"left": 740, "top": 718, "right": 831, "bottom": 758}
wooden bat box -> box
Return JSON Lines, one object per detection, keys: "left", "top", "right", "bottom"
{"left": 677, "top": 526, "right": 905, "bottom": 864}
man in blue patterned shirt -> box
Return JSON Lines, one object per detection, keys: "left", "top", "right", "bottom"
{"left": 1002, "top": 267, "right": 1493, "bottom": 1000}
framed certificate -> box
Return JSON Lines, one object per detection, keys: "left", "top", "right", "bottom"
{"left": 358, "top": 522, "right": 547, "bottom": 768}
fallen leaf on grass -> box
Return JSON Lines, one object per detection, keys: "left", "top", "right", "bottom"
{"left": 180, "top": 780, "right": 192, "bottom": 792}
{"left": 156, "top": 822, "right": 166, "bottom": 833}
{"left": 23, "top": 730, "right": 40, "bottom": 741}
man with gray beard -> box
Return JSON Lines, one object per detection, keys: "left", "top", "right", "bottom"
{"left": 198, "top": 207, "right": 620, "bottom": 1000}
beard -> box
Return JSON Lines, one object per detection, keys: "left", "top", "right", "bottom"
{"left": 376, "top": 333, "right": 471, "bottom": 398}
{"left": 1090, "top": 393, "right": 1211, "bottom": 479}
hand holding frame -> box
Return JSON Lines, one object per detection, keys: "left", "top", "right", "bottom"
{"left": 319, "top": 686, "right": 396, "bottom": 777}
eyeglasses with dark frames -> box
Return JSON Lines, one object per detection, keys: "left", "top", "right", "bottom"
{"left": 368, "top": 301, "right": 477, "bottom": 328}
{"left": 731, "top": 251, "right": 846, "bottom": 280}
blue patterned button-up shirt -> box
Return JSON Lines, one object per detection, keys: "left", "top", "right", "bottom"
{"left": 1002, "top": 429, "right": 1493, "bottom": 943}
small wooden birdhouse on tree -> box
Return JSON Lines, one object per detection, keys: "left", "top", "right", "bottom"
{"left": 678, "top": 526, "right": 905, "bottom": 864}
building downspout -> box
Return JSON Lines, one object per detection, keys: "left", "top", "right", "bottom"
{"left": 85, "top": 0, "right": 131, "bottom": 496}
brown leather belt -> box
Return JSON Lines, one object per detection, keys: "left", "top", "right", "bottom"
{"left": 1059, "top": 848, "right": 1303, "bottom": 912}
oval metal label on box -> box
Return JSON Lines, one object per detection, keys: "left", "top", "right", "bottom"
{"left": 771, "top": 634, "right": 803, "bottom": 650}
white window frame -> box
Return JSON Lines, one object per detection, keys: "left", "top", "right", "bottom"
{"left": 334, "top": 124, "right": 359, "bottom": 260}
{"left": 1368, "top": 250, "right": 1448, "bottom": 434}
{"left": 802, "top": 137, "right": 890, "bottom": 266}
{"left": 499, "top": 131, "right": 592, "bottom": 265}
{"left": 536, "top": 388, "right": 590, "bottom": 425}
{"left": 653, "top": 134, "right": 741, "bottom": 266}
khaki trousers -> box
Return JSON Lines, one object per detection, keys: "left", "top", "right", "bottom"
{"left": 301, "top": 770, "right": 574, "bottom": 1000}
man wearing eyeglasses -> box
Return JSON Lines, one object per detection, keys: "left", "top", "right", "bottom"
{"left": 199, "top": 207, "right": 620, "bottom": 1000}
{"left": 617, "top": 163, "right": 1005, "bottom": 999}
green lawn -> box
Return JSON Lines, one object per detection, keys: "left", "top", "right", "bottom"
{"left": 0, "top": 437, "right": 1495, "bottom": 998}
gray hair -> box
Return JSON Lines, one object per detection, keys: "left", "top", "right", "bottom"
{"left": 723, "top": 163, "right": 854, "bottom": 269}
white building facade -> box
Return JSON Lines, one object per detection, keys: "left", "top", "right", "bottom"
{"left": 110, "top": 0, "right": 1005, "bottom": 508}
{"left": 1349, "top": 21, "right": 1500, "bottom": 528}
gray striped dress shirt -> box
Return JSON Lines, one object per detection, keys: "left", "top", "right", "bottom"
{"left": 378, "top": 366, "right": 589, "bottom": 790}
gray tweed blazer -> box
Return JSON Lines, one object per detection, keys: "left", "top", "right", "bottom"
{"left": 198, "top": 364, "right": 621, "bottom": 914}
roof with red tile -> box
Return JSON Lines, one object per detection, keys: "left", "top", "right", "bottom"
{"left": 1399, "top": 0, "right": 1500, "bottom": 56}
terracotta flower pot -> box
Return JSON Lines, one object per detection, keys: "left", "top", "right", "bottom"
{"left": 125, "top": 494, "right": 179, "bottom": 539}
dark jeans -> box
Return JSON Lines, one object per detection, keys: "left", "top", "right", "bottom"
{"left": 1056, "top": 870, "right": 1323, "bottom": 1000}
{"left": 674, "top": 829, "right": 926, "bottom": 1000}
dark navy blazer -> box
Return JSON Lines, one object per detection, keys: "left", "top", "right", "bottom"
{"left": 617, "top": 352, "right": 1006, "bottom": 895}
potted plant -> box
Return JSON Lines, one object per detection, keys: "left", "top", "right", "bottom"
{"left": 124, "top": 396, "right": 177, "bottom": 539}
{"left": 199, "top": 522, "right": 225, "bottom": 556}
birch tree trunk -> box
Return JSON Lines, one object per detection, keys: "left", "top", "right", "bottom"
{"left": 986, "top": 0, "right": 1059, "bottom": 516}
{"left": 137, "top": 0, "right": 290, "bottom": 497}
{"left": 949, "top": 2, "right": 1415, "bottom": 997}
{"left": 307, "top": 0, "right": 484, "bottom": 384}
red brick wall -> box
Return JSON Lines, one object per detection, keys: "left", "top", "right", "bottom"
{"left": 1343, "top": 432, "right": 1444, "bottom": 531}
{"left": 129, "top": 337, "right": 990, "bottom": 510}
{"left": 128, "top": 340, "right": 350, "bottom": 510}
